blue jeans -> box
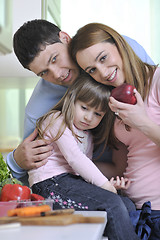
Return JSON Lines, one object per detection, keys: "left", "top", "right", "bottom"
{"left": 130, "top": 201, "right": 160, "bottom": 240}
{"left": 32, "top": 173, "right": 139, "bottom": 240}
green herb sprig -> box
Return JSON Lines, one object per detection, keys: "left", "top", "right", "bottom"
{"left": 0, "top": 152, "right": 11, "bottom": 182}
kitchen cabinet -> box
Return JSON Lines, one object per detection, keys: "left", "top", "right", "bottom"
{"left": 0, "top": 211, "right": 107, "bottom": 240}
{"left": 0, "top": 0, "right": 12, "bottom": 54}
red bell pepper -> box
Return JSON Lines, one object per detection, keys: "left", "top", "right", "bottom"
{"left": 0, "top": 184, "right": 31, "bottom": 201}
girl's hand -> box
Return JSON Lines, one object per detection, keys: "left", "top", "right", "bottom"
{"left": 109, "top": 89, "right": 149, "bottom": 130}
{"left": 110, "top": 176, "right": 130, "bottom": 190}
{"left": 101, "top": 181, "right": 117, "bottom": 194}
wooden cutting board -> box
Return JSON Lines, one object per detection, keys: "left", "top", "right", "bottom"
{"left": 0, "top": 214, "right": 105, "bottom": 226}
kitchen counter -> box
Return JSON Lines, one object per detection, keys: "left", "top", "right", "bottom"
{"left": 0, "top": 211, "right": 107, "bottom": 240}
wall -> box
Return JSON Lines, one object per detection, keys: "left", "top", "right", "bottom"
{"left": 61, "top": 0, "right": 160, "bottom": 65}
{"left": 150, "top": 0, "right": 160, "bottom": 65}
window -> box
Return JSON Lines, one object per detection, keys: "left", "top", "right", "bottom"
{"left": 0, "top": 0, "right": 12, "bottom": 54}
{"left": 42, "top": 0, "right": 61, "bottom": 27}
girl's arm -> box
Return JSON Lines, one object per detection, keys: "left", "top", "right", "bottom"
{"left": 101, "top": 181, "right": 117, "bottom": 193}
{"left": 57, "top": 128, "right": 115, "bottom": 190}
{"left": 109, "top": 89, "right": 160, "bottom": 147}
{"left": 48, "top": 118, "right": 116, "bottom": 193}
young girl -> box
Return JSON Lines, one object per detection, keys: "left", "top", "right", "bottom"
{"left": 30, "top": 74, "right": 138, "bottom": 240}
{"left": 69, "top": 22, "right": 160, "bottom": 239}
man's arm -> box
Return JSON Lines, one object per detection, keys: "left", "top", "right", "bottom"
{"left": 6, "top": 129, "right": 52, "bottom": 182}
{"left": 123, "top": 35, "right": 155, "bottom": 65}
{"left": 6, "top": 79, "right": 67, "bottom": 184}
{"left": 94, "top": 141, "right": 128, "bottom": 179}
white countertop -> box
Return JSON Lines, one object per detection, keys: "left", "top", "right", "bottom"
{"left": 0, "top": 211, "right": 107, "bottom": 240}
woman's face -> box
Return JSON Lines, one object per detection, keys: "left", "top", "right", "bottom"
{"left": 76, "top": 42, "right": 125, "bottom": 87}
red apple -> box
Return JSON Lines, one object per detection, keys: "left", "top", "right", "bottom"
{"left": 111, "top": 83, "right": 137, "bottom": 105}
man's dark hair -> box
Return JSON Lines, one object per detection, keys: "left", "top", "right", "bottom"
{"left": 13, "top": 19, "right": 61, "bottom": 69}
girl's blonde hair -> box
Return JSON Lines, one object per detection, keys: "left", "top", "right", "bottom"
{"left": 69, "top": 22, "right": 157, "bottom": 148}
{"left": 36, "top": 73, "right": 114, "bottom": 154}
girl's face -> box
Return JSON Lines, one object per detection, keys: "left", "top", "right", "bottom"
{"left": 73, "top": 100, "right": 105, "bottom": 130}
{"left": 76, "top": 42, "right": 125, "bottom": 87}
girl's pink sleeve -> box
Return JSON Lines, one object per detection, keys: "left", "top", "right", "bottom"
{"left": 49, "top": 124, "right": 107, "bottom": 187}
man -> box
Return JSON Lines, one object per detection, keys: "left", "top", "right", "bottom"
{"left": 7, "top": 19, "right": 154, "bottom": 185}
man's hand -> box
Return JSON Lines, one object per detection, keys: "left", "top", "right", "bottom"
{"left": 14, "top": 129, "right": 53, "bottom": 170}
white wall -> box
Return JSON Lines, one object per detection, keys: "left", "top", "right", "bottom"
{"left": 61, "top": 0, "right": 160, "bottom": 65}
{"left": 150, "top": 0, "right": 160, "bottom": 65}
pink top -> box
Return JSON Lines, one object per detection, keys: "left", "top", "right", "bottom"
{"left": 28, "top": 112, "right": 107, "bottom": 187}
{"left": 114, "top": 67, "right": 160, "bottom": 210}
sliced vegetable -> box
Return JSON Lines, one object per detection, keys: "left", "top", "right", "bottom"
{"left": 30, "top": 193, "right": 45, "bottom": 201}
{"left": 8, "top": 204, "right": 51, "bottom": 217}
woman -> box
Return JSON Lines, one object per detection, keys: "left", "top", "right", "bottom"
{"left": 69, "top": 23, "right": 160, "bottom": 239}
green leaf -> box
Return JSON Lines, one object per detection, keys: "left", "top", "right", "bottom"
{"left": 0, "top": 152, "right": 11, "bottom": 183}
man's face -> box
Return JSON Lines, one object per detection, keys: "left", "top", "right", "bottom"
{"left": 29, "top": 32, "right": 80, "bottom": 86}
